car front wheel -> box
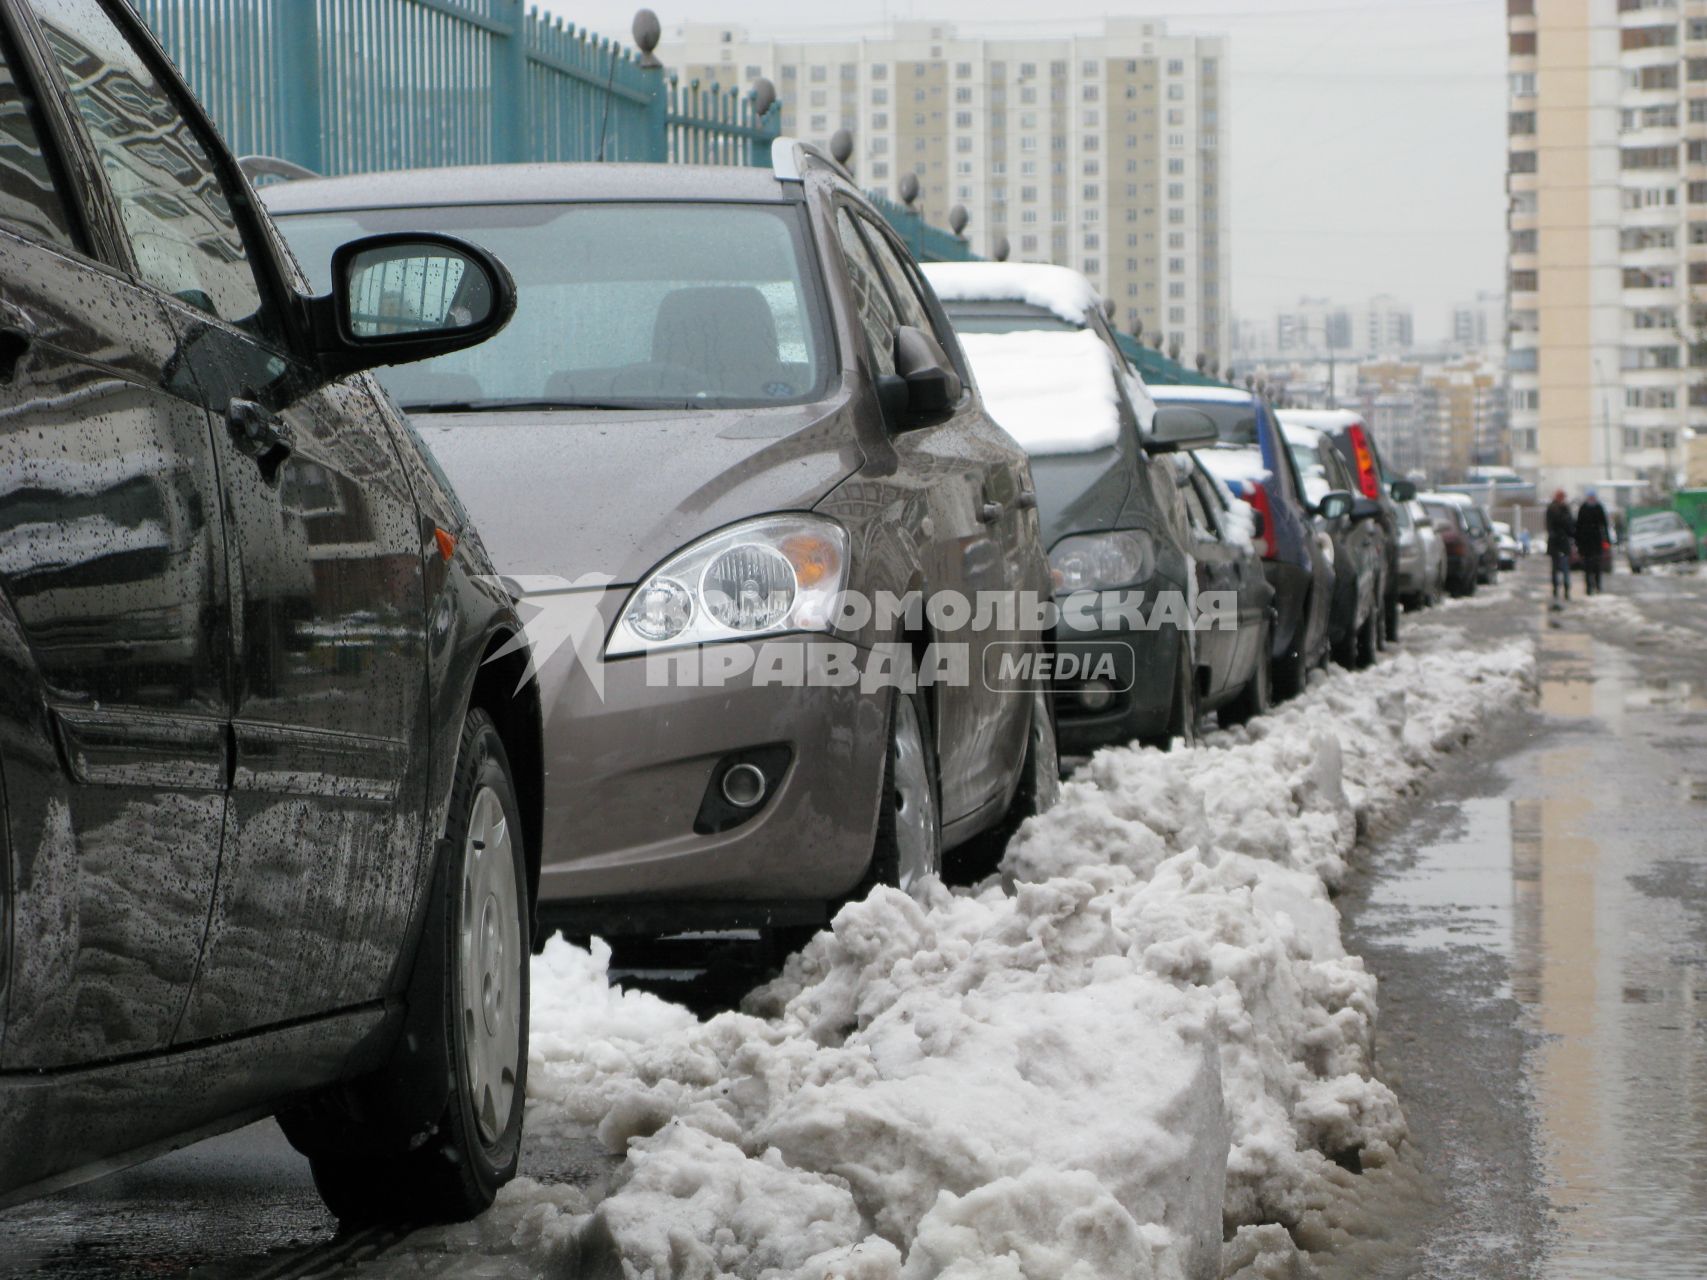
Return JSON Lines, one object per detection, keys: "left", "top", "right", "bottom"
{"left": 282, "top": 708, "right": 530, "bottom": 1226}
{"left": 870, "top": 688, "right": 943, "bottom": 897}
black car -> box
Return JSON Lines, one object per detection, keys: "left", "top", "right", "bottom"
{"left": 0, "top": 0, "right": 539, "bottom": 1225}
{"left": 1281, "top": 420, "right": 1385, "bottom": 669}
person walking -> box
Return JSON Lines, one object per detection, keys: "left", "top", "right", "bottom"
{"left": 1546, "top": 489, "right": 1574, "bottom": 607}
{"left": 1575, "top": 489, "right": 1611, "bottom": 597}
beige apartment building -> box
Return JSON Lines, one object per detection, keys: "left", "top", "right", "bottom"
{"left": 1507, "top": 0, "right": 1707, "bottom": 498}
{"left": 670, "top": 19, "right": 1231, "bottom": 364}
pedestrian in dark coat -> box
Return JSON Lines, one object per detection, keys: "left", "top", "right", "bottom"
{"left": 1545, "top": 490, "right": 1574, "bottom": 604}
{"left": 1575, "top": 490, "right": 1610, "bottom": 596}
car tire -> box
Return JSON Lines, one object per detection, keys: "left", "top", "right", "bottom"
{"left": 1218, "top": 616, "right": 1272, "bottom": 729}
{"left": 1382, "top": 585, "right": 1400, "bottom": 645}
{"left": 283, "top": 708, "right": 529, "bottom": 1226}
{"left": 1143, "top": 636, "right": 1199, "bottom": 750}
{"left": 949, "top": 681, "right": 1059, "bottom": 883}
{"left": 1271, "top": 629, "right": 1309, "bottom": 703}
{"left": 1356, "top": 608, "right": 1379, "bottom": 668}
{"left": 1631, "top": 561, "right": 1644, "bottom": 575}
{"left": 868, "top": 687, "right": 943, "bottom": 897}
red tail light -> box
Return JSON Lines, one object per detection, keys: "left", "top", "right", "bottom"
{"left": 1348, "top": 426, "right": 1381, "bottom": 501}
{"left": 1245, "top": 481, "right": 1278, "bottom": 559}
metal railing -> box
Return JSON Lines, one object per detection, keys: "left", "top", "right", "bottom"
{"left": 863, "top": 191, "right": 977, "bottom": 263}
{"left": 129, "top": 0, "right": 778, "bottom": 173}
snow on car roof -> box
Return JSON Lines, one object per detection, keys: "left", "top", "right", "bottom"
{"left": 923, "top": 261, "right": 1102, "bottom": 328}
{"left": 1196, "top": 444, "right": 1271, "bottom": 488}
{"left": 959, "top": 329, "right": 1123, "bottom": 455}
{"left": 1149, "top": 384, "right": 1253, "bottom": 404}
{"left": 1277, "top": 408, "right": 1365, "bottom": 431}
{"left": 1279, "top": 421, "right": 1323, "bottom": 448}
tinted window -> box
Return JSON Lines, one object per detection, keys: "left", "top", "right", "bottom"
{"left": 1287, "top": 435, "right": 1332, "bottom": 505}
{"left": 280, "top": 201, "right": 830, "bottom": 410}
{"left": 855, "top": 217, "right": 939, "bottom": 338}
{"left": 1166, "top": 399, "right": 1259, "bottom": 446}
{"left": 31, "top": 0, "right": 266, "bottom": 325}
{"left": 0, "top": 35, "right": 77, "bottom": 249}
{"left": 835, "top": 207, "right": 898, "bottom": 376}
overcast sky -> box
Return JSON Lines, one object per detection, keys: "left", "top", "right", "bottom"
{"left": 545, "top": 0, "right": 1507, "bottom": 343}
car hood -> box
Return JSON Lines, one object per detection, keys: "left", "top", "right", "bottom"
{"left": 1028, "top": 443, "right": 1134, "bottom": 548}
{"left": 407, "top": 400, "right": 865, "bottom": 586}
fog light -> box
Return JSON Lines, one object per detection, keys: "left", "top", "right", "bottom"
{"left": 720, "top": 762, "right": 767, "bottom": 808}
{"left": 1078, "top": 680, "right": 1116, "bottom": 712}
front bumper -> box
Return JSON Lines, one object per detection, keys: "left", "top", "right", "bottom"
{"left": 1631, "top": 540, "right": 1698, "bottom": 567}
{"left": 530, "top": 611, "right": 888, "bottom": 912}
{"left": 1050, "top": 609, "right": 1179, "bottom": 753}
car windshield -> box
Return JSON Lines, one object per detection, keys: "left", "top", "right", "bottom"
{"left": 1423, "top": 503, "right": 1460, "bottom": 528}
{"left": 1633, "top": 513, "right": 1687, "bottom": 535}
{"left": 1158, "top": 399, "right": 1260, "bottom": 447}
{"left": 274, "top": 201, "right": 831, "bottom": 411}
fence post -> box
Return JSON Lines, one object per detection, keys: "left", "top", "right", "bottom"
{"left": 274, "top": 0, "right": 323, "bottom": 172}
{"left": 493, "top": 0, "right": 529, "bottom": 162}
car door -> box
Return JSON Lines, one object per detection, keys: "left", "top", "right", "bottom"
{"left": 25, "top": 0, "right": 430, "bottom": 1040}
{"left": 843, "top": 208, "right": 1032, "bottom": 823}
{"left": 1174, "top": 459, "right": 1236, "bottom": 700}
{"left": 0, "top": 14, "right": 228, "bottom": 1069}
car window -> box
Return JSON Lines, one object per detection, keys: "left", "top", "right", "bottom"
{"left": 29, "top": 0, "right": 268, "bottom": 328}
{"left": 1165, "top": 398, "right": 1258, "bottom": 446}
{"left": 1176, "top": 465, "right": 1216, "bottom": 540}
{"left": 1287, "top": 435, "right": 1332, "bottom": 506}
{"left": 854, "top": 215, "right": 940, "bottom": 338}
{"left": 0, "top": 34, "right": 78, "bottom": 251}
{"left": 279, "top": 201, "right": 831, "bottom": 409}
{"left": 1633, "top": 513, "right": 1686, "bottom": 534}
{"left": 834, "top": 206, "right": 898, "bottom": 376}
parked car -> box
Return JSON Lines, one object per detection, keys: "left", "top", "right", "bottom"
{"left": 1420, "top": 494, "right": 1481, "bottom": 597}
{"left": 0, "top": 0, "right": 538, "bottom": 1224}
{"left": 1147, "top": 387, "right": 1336, "bottom": 700}
{"left": 1173, "top": 453, "right": 1279, "bottom": 728}
{"left": 1277, "top": 408, "right": 1410, "bottom": 644}
{"left": 1626, "top": 510, "right": 1700, "bottom": 572}
{"left": 266, "top": 140, "right": 1059, "bottom": 931}
{"left": 1457, "top": 497, "right": 1501, "bottom": 584}
{"left": 927, "top": 262, "right": 1227, "bottom": 749}
{"left": 941, "top": 288, "right": 1224, "bottom": 749}
{"left": 1281, "top": 421, "right": 1384, "bottom": 668}
{"left": 1492, "top": 520, "right": 1521, "bottom": 570}
{"left": 1395, "top": 498, "right": 1448, "bottom": 609}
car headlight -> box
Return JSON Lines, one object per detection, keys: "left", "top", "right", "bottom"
{"left": 1049, "top": 530, "right": 1156, "bottom": 595}
{"left": 607, "top": 515, "right": 850, "bottom": 655}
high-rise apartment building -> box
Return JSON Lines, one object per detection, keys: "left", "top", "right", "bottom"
{"left": 1506, "top": 0, "right": 1703, "bottom": 498}
{"left": 670, "top": 19, "right": 1231, "bottom": 363}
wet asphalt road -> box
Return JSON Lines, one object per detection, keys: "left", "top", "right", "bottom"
{"left": 2, "top": 558, "right": 1703, "bottom": 1278}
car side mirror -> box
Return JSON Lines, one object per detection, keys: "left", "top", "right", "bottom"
{"left": 308, "top": 233, "right": 517, "bottom": 380}
{"left": 878, "top": 325, "right": 962, "bottom": 429}
{"left": 1144, "top": 406, "right": 1221, "bottom": 454}
{"left": 1316, "top": 490, "right": 1354, "bottom": 521}
{"left": 1350, "top": 496, "right": 1383, "bottom": 522}
{"left": 1390, "top": 479, "right": 1417, "bottom": 502}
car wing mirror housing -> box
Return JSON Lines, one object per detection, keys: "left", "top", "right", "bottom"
{"left": 305, "top": 232, "right": 517, "bottom": 381}
{"left": 1390, "top": 478, "right": 1417, "bottom": 501}
{"left": 1350, "top": 496, "right": 1383, "bottom": 522}
{"left": 1316, "top": 490, "right": 1354, "bottom": 521}
{"left": 1144, "top": 406, "right": 1220, "bottom": 454}
{"left": 880, "top": 325, "right": 962, "bottom": 429}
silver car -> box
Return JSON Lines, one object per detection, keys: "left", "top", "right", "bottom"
{"left": 1627, "top": 511, "right": 1700, "bottom": 572}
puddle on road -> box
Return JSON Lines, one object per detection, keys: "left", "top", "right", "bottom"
{"left": 1365, "top": 609, "right": 1707, "bottom": 1278}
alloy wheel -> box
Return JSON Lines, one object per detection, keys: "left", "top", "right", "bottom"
{"left": 459, "top": 785, "right": 521, "bottom": 1148}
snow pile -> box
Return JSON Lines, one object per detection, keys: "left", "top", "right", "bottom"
{"left": 508, "top": 629, "right": 1535, "bottom": 1279}
{"left": 959, "top": 330, "right": 1123, "bottom": 455}
{"left": 1201, "top": 461, "right": 1257, "bottom": 554}
{"left": 923, "top": 261, "right": 1102, "bottom": 328}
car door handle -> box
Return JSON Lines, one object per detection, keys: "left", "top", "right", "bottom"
{"left": 226, "top": 398, "right": 293, "bottom": 481}
{"left": 979, "top": 500, "right": 1005, "bottom": 523}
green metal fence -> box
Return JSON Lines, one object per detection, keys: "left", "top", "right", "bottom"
{"left": 863, "top": 191, "right": 976, "bottom": 263}
{"left": 130, "top": 0, "right": 777, "bottom": 173}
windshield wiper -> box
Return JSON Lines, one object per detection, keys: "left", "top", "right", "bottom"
{"left": 400, "top": 397, "right": 707, "bottom": 413}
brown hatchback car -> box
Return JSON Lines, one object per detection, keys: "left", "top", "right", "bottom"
{"left": 266, "top": 141, "right": 1061, "bottom": 938}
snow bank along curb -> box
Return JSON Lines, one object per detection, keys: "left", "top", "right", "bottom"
{"left": 509, "top": 630, "right": 1536, "bottom": 1278}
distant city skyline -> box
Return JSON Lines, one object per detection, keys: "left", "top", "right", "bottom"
{"left": 544, "top": 0, "right": 1507, "bottom": 345}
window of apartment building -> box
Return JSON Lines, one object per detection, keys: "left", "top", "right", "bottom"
{"left": 1169, "top": 208, "right": 1185, "bottom": 224}
{"left": 1691, "top": 58, "right": 1707, "bottom": 81}
{"left": 1169, "top": 133, "right": 1186, "bottom": 149}
{"left": 1627, "top": 185, "right": 1678, "bottom": 208}
{"left": 1508, "top": 348, "right": 1539, "bottom": 372}
{"left": 1630, "top": 306, "right": 1679, "bottom": 327}
{"left": 913, "top": 89, "right": 926, "bottom": 103}
{"left": 1167, "top": 59, "right": 1184, "bottom": 75}
{"left": 1510, "top": 72, "right": 1536, "bottom": 97}
{"left": 1085, "top": 233, "right": 1100, "bottom": 250}
{"left": 1511, "top": 269, "right": 1538, "bottom": 291}
{"left": 1021, "top": 234, "right": 1038, "bottom": 251}
{"left": 1689, "top": 181, "right": 1707, "bottom": 202}
{"left": 1508, "top": 0, "right": 1533, "bottom": 14}
{"left": 840, "top": 63, "right": 857, "bottom": 82}
{"left": 1083, "top": 183, "right": 1100, "bottom": 199}
{"left": 1168, "top": 256, "right": 1185, "bottom": 273}
{"left": 1623, "top": 428, "right": 1646, "bottom": 450}
{"left": 809, "top": 65, "right": 826, "bottom": 82}
{"left": 1621, "top": 146, "right": 1677, "bottom": 170}
{"left": 1022, "top": 209, "right": 1038, "bottom": 224}
{"left": 955, "top": 62, "right": 971, "bottom": 78}
{"left": 1510, "top": 31, "right": 1537, "bottom": 56}
{"left": 1083, "top": 87, "right": 1099, "bottom": 103}
{"left": 1511, "top": 228, "right": 1539, "bottom": 253}
{"left": 1021, "top": 160, "right": 1037, "bottom": 175}
{"left": 954, "top": 111, "right": 972, "bottom": 127}
{"left": 810, "top": 114, "right": 827, "bottom": 131}
{"left": 1020, "top": 136, "right": 1037, "bottom": 152}
{"left": 1621, "top": 104, "right": 1679, "bottom": 130}
{"left": 1083, "top": 59, "right": 1097, "bottom": 75}
{"left": 810, "top": 89, "right": 827, "bottom": 107}
{"left": 1621, "top": 225, "right": 1677, "bottom": 249}
{"left": 955, "top": 87, "right": 972, "bottom": 104}
{"left": 1167, "top": 84, "right": 1185, "bottom": 101}
{"left": 1083, "top": 109, "right": 1100, "bottom": 127}
{"left": 955, "top": 137, "right": 971, "bottom": 153}
{"left": 1626, "top": 387, "right": 1678, "bottom": 409}
{"left": 1169, "top": 310, "right": 1186, "bottom": 326}
{"left": 1622, "top": 26, "right": 1676, "bottom": 51}
{"left": 1168, "top": 232, "right": 1186, "bottom": 250}
{"left": 1511, "top": 389, "right": 1539, "bottom": 412}
{"left": 872, "top": 112, "right": 888, "bottom": 128}
{"left": 1168, "top": 182, "right": 1185, "bottom": 199}
{"left": 744, "top": 65, "right": 761, "bottom": 79}
{"left": 1622, "top": 344, "right": 1682, "bottom": 369}
{"left": 1623, "top": 266, "right": 1676, "bottom": 287}
{"left": 1509, "top": 110, "right": 1536, "bottom": 135}
{"left": 1629, "top": 65, "right": 1680, "bottom": 90}
{"left": 871, "top": 88, "right": 888, "bottom": 104}
{"left": 1019, "top": 62, "right": 1036, "bottom": 78}
{"left": 1021, "top": 87, "right": 1038, "bottom": 104}
{"left": 1169, "top": 282, "right": 1185, "bottom": 299}
{"left": 1691, "top": 140, "right": 1707, "bottom": 164}
{"left": 1692, "top": 19, "right": 1707, "bottom": 40}
{"left": 872, "top": 137, "right": 889, "bottom": 154}
{"left": 1084, "top": 160, "right": 1101, "bottom": 176}
{"left": 1509, "top": 149, "right": 1539, "bottom": 175}
{"left": 1021, "top": 185, "right": 1038, "bottom": 202}
{"left": 870, "top": 63, "right": 887, "bottom": 79}
{"left": 872, "top": 162, "right": 889, "bottom": 178}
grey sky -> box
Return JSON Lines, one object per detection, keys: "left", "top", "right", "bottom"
{"left": 545, "top": 0, "right": 1507, "bottom": 343}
